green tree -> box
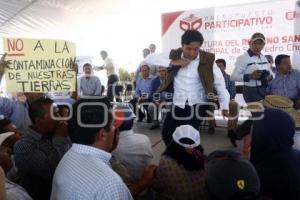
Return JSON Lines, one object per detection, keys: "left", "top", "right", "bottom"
{"left": 118, "top": 67, "right": 134, "bottom": 82}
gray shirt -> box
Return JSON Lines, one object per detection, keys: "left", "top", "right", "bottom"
{"left": 79, "top": 75, "right": 102, "bottom": 96}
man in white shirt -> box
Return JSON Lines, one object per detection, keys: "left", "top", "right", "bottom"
{"left": 145, "top": 30, "right": 230, "bottom": 145}
{"left": 95, "top": 51, "right": 119, "bottom": 102}
{"left": 51, "top": 98, "right": 133, "bottom": 200}
{"left": 231, "top": 33, "right": 273, "bottom": 103}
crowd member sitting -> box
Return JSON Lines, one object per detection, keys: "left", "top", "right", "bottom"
{"left": 148, "top": 66, "right": 167, "bottom": 130}
{"left": 51, "top": 98, "right": 133, "bottom": 200}
{"left": 134, "top": 48, "right": 151, "bottom": 86}
{"left": 152, "top": 125, "right": 206, "bottom": 200}
{"left": 14, "top": 98, "right": 71, "bottom": 200}
{"left": 250, "top": 108, "right": 300, "bottom": 199}
{"left": 78, "top": 63, "right": 102, "bottom": 97}
{"left": 206, "top": 150, "right": 261, "bottom": 200}
{"left": 129, "top": 64, "right": 155, "bottom": 123}
{"left": 112, "top": 105, "right": 153, "bottom": 182}
{"left": 0, "top": 133, "right": 32, "bottom": 200}
{"left": 267, "top": 54, "right": 300, "bottom": 109}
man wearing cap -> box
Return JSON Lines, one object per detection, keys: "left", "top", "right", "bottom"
{"left": 206, "top": 150, "right": 261, "bottom": 200}
{"left": 231, "top": 33, "right": 274, "bottom": 103}
{"left": 144, "top": 30, "right": 230, "bottom": 145}
{"left": 268, "top": 54, "right": 300, "bottom": 109}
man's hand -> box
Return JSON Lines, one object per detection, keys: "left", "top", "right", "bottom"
{"left": 138, "top": 96, "right": 147, "bottom": 103}
{"left": 222, "top": 110, "right": 229, "bottom": 118}
{"left": 94, "top": 66, "right": 104, "bottom": 71}
{"left": 140, "top": 165, "right": 157, "bottom": 185}
{"left": 170, "top": 59, "right": 190, "bottom": 67}
{"left": 250, "top": 70, "right": 262, "bottom": 80}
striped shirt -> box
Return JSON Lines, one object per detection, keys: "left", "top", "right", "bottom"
{"left": 231, "top": 49, "right": 273, "bottom": 87}
{"left": 51, "top": 144, "right": 133, "bottom": 200}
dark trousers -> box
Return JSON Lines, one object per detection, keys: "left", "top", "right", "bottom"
{"left": 129, "top": 98, "right": 152, "bottom": 121}
{"left": 107, "top": 74, "right": 119, "bottom": 102}
{"left": 161, "top": 103, "right": 208, "bottom": 146}
{"left": 243, "top": 86, "right": 266, "bottom": 103}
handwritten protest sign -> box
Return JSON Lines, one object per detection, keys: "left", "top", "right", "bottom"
{"left": 3, "top": 38, "right": 76, "bottom": 92}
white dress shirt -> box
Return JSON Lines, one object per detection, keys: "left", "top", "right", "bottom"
{"left": 51, "top": 144, "right": 133, "bottom": 200}
{"left": 104, "top": 57, "right": 116, "bottom": 77}
{"left": 145, "top": 53, "right": 230, "bottom": 110}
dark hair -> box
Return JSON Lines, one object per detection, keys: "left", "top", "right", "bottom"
{"left": 0, "top": 118, "right": 12, "bottom": 133}
{"left": 181, "top": 30, "right": 204, "bottom": 46}
{"left": 140, "top": 64, "right": 150, "bottom": 71}
{"left": 83, "top": 63, "right": 92, "bottom": 69}
{"left": 164, "top": 139, "right": 205, "bottom": 171}
{"left": 29, "top": 97, "right": 54, "bottom": 124}
{"left": 215, "top": 59, "right": 226, "bottom": 67}
{"left": 68, "top": 98, "right": 113, "bottom": 145}
{"left": 100, "top": 50, "right": 108, "bottom": 56}
{"left": 275, "top": 54, "right": 290, "bottom": 66}
{"left": 118, "top": 118, "right": 134, "bottom": 132}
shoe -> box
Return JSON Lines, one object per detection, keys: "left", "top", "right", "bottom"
{"left": 146, "top": 118, "right": 152, "bottom": 123}
{"left": 228, "top": 130, "right": 237, "bottom": 147}
{"left": 149, "top": 123, "right": 160, "bottom": 130}
{"left": 208, "top": 126, "right": 215, "bottom": 134}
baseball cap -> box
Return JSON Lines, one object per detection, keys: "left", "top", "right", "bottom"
{"left": 172, "top": 125, "right": 200, "bottom": 148}
{"left": 206, "top": 150, "right": 260, "bottom": 200}
{"left": 113, "top": 105, "right": 135, "bottom": 129}
{"left": 0, "top": 132, "right": 15, "bottom": 146}
{"left": 250, "top": 33, "right": 265, "bottom": 43}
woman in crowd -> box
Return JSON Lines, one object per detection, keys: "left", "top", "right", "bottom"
{"left": 152, "top": 125, "right": 206, "bottom": 200}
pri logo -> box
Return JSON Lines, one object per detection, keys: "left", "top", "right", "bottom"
{"left": 179, "top": 14, "right": 202, "bottom": 31}
{"left": 285, "top": 11, "right": 300, "bottom": 20}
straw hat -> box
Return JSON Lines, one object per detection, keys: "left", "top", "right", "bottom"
{"left": 261, "top": 95, "right": 300, "bottom": 128}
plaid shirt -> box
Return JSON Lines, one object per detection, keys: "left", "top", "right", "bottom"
{"left": 223, "top": 72, "right": 236, "bottom": 100}
{"left": 14, "top": 128, "right": 71, "bottom": 200}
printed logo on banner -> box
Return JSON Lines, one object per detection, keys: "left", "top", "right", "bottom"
{"left": 179, "top": 14, "right": 202, "bottom": 31}
{"left": 285, "top": 11, "right": 300, "bottom": 20}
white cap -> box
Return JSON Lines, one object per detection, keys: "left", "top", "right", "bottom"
{"left": 172, "top": 125, "right": 200, "bottom": 148}
{"left": 0, "top": 132, "right": 14, "bottom": 146}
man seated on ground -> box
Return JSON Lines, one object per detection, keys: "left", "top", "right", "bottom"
{"left": 79, "top": 63, "right": 102, "bottom": 97}
{"left": 148, "top": 66, "right": 167, "bottom": 130}
{"left": 112, "top": 105, "right": 153, "bottom": 182}
{"left": 51, "top": 98, "right": 156, "bottom": 199}
{"left": 129, "top": 64, "right": 155, "bottom": 123}
{"left": 206, "top": 150, "right": 261, "bottom": 200}
{"left": 268, "top": 54, "right": 300, "bottom": 109}
{"left": 0, "top": 132, "right": 32, "bottom": 200}
{"left": 14, "top": 98, "right": 71, "bottom": 200}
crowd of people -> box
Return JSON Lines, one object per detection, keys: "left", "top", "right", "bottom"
{"left": 0, "top": 29, "right": 299, "bottom": 200}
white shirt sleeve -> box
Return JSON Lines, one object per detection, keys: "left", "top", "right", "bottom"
{"left": 144, "top": 53, "right": 171, "bottom": 68}
{"left": 231, "top": 55, "right": 247, "bottom": 82}
{"left": 213, "top": 64, "right": 230, "bottom": 110}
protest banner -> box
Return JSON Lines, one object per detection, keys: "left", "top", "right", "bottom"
{"left": 3, "top": 38, "right": 76, "bottom": 92}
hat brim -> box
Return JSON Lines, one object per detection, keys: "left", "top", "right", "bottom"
{"left": 251, "top": 38, "right": 265, "bottom": 43}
